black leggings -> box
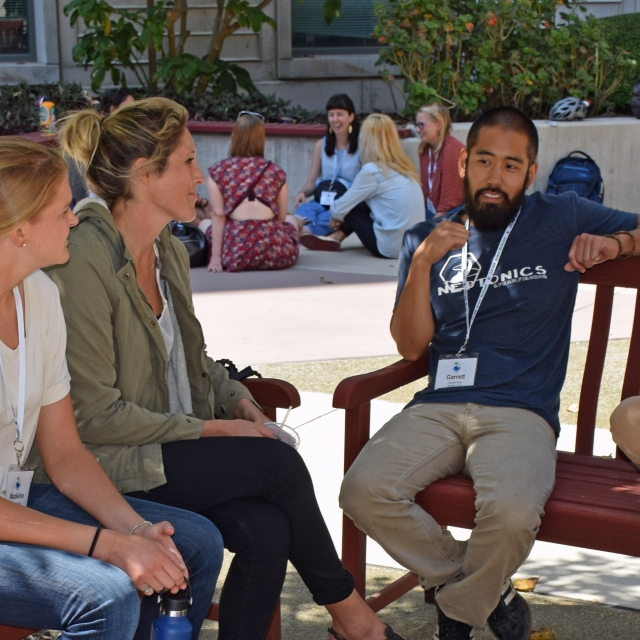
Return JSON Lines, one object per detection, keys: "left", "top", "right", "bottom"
{"left": 128, "top": 438, "right": 353, "bottom": 640}
{"left": 340, "top": 203, "right": 385, "bottom": 258}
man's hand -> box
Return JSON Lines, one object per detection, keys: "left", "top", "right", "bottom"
{"left": 413, "top": 221, "right": 470, "bottom": 268}
{"left": 565, "top": 233, "right": 620, "bottom": 273}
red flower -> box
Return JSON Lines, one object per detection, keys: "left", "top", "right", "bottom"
{"left": 466, "top": 22, "right": 474, "bottom": 33}
{"left": 488, "top": 16, "right": 498, "bottom": 27}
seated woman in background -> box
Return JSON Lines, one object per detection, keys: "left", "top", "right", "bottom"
{"left": 310, "top": 113, "right": 424, "bottom": 258}
{"left": 206, "top": 111, "right": 298, "bottom": 272}
{"left": 101, "top": 87, "right": 135, "bottom": 113}
{"left": 293, "top": 94, "right": 364, "bottom": 250}
{"left": 0, "top": 137, "right": 221, "bottom": 640}
{"left": 416, "top": 103, "right": 464, "bottom": 218}
{"left": 610, "top": 398, "right": 640, "bottom": 469}
{"left": 51, "top": 97, "right": 405, "bottom": 640}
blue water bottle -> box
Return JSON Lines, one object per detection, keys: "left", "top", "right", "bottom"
{"left": 151, "top": 581, "right": 192, "bottom": 640}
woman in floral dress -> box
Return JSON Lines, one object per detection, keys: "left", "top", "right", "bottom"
{"left": 207, "top": 112, "right": 299, "bottom": 272}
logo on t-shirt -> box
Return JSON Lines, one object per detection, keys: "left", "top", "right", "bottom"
{"left": 436, "top": 252, "right": 547, "bottom": 296}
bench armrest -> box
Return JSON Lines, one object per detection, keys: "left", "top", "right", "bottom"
{"left": 333, "top": 351, "right": 430, "bottom": 410}
{"left": 241, "top": 377, "right": 301, "bottom": 410}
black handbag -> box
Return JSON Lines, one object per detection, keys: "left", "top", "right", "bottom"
{"left": 313, "top": 179, "right": 348, "bottom": 204}
{"left": 169, "top": 221, "right": 209, "bottom": 268}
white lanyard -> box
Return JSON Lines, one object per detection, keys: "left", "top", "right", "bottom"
{"left": 457, "top": 209, "right": 521, "bottom": 356}
{"left": 427, "top": 148, "right": 438, "bottom": 193}
{"left": 330, "top": 151, "right": 345, "bottom": 187}
{"left": 0, "top": 287, "right": 26, "bottom": 466}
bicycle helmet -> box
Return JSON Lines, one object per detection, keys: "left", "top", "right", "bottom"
{"left": 549, "top": 97, "right": 591, "bottom": 121}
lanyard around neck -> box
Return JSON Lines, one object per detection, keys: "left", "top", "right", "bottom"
{"left": 427, "top": 148, "right": 438, "bottom": 192}
{"left": 330, "top": 150, "right": 346, "bottom": 186}
{"left": 458, "top": 209, "right": 521, "bottom": 356}
{"left": 0, "top": 287, "right": 26, "bottom": 466}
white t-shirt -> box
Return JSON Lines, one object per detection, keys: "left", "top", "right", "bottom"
{"left": 0, "top": 270, "right": 71, "bottom": 496}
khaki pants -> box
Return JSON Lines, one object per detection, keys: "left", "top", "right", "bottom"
{"left": 340, "top": 403, "right": 557, "bottom": 627}
{"left": 610, "top": 396, "right": 640, "bottom": 467}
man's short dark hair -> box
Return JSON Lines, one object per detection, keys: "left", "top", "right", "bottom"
{"left": 466, "top": 107, "right": 539, "bottom": 163}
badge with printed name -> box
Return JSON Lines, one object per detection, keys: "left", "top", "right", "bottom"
{"left": 434, "top": 353, "right": 479, "bottom": 390}
{"left": 319, "top": 191, "right": 337, "bottom": 206}
{"left": 6, "top": 464, "right": 36, "bottom": 506}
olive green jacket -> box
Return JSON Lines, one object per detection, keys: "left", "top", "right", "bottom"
{"left": 31, "top": 199, "right": 254, "bottom": 493}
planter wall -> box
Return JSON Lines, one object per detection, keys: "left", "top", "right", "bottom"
{"left": 191, "top": 118, "right": 640, "bottom": 213}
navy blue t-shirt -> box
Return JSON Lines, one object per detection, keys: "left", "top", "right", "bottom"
{"left": 396, "top": 191, "right": 638, "bottom": 434}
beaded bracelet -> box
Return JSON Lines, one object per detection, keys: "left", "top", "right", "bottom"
{"left": 130, "top": 520, "right": 153, "bottom": 535}
{"left": 612, "top": 230, "right": 636, "bottom": 260}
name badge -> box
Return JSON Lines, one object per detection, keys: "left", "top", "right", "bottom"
{"left": 320, "top": 191, "right": 337, "bottom": 206}
{"left": 6, "top": 464, "right": 36, "bottom": 506}
{"left": 434, "top": 353, "right": 479, "bottom": 390}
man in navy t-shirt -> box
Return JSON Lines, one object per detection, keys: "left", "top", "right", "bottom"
{"left": 340, "top": 107, "right": 639, "bottom": 640}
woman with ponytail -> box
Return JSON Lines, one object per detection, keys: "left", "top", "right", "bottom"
{"left": 0, "top": 137, "right": 222, "bottom": 639}
{"left": 49, "top": 97, "right": 406, "bottom": 640}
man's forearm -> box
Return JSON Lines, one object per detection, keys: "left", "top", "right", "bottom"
{"left": 391, "top": 258, "right": 436, "bottom": 361}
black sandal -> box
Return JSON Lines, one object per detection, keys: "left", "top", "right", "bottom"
{"left": 328, "top": 623, "right": 405, "bottom": 640}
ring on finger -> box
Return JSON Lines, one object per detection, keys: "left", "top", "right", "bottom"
{"left": 143, "top": 585, "right": 153, "bottom": 595}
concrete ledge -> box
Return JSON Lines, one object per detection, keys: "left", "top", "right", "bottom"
{"left": 0, "top": 63, "right": 60, "bottom": 84}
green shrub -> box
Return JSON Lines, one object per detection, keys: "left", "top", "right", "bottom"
{"left": 599, "top": 12, "right": 640, "bottom": 110}
{"left": 0, "top": 83, "right": 317, "bottom": 135}
{"left": 375, "top": 0, "right": 637, "bottom": 120}
{"left": 0, "top": 82, "right": 90, "bottom": 136}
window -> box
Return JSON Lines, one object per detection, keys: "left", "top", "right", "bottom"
{"left": 0, "top": 0, "right": 36, "bottom": 62}
{"left": 291, "top": 0, "right": 386, "bottom": 56}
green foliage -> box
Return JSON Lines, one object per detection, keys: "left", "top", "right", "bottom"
{"left": 599, "top": 12, "right": 640, "bottom": 109}
{"left": 375, "top": 0, "right": 636, "bottom": 120}
{"left": 63, "top": 0, "right": 266, "bottom": 95}
{"left": 158, "top": 89, "right": 316, "bottom": 123}
{"left": 0, "top": 82, "right": 90, "bottom": 136}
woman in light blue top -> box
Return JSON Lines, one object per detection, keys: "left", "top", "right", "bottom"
{"left": 294, "top": 94, "right": 365, "bottom": 245}
{"left": 323, "top": 114, "right": 424, "bottom": 258}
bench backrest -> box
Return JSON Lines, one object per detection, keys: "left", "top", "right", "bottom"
{"left": 577, "top": 257, "right": 640, "bottom": 456}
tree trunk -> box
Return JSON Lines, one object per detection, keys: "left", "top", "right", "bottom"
{"left": 147, "top": 0, "right": 158, "bottom": 93}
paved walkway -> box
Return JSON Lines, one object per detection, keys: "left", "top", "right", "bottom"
{"left": 190, "top": 239, "right": 640, "bottom": 635}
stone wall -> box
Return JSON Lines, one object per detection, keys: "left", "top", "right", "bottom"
{"left": 192, "top": 117, "right": 640, "bottom": 213}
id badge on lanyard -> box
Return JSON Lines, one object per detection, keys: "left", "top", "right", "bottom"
{"left": 320, "top": 190, "right": 337, "bottom": 206}
{"left": 434, "top": 209, "right": 521, "bottom": 390}
{"left": 0, "top": 286, "right": 36, "bottom": 505}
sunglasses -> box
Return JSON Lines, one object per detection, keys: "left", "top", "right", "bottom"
{"left": 415, "top": 122, "right": 426, "bottom": 131}
{"left": 238, "top": 110, "right": 265, "bottom": 121}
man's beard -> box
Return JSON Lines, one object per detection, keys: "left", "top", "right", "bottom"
{"left": 463, "top": 174, "right": 526, "bottom": 233}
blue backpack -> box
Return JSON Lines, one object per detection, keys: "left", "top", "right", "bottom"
{"left": 545, "top": 150, "right": 604, "bottom": 204}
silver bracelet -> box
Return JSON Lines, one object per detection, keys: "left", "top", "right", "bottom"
{"left": 129, "top": 520, "right": 153, "bottom": 535}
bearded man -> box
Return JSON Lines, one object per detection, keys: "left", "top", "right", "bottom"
{"left": 339, "top": 107, "right": 640, "bottom": 640}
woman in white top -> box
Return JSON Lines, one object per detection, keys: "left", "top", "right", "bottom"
{"left": 322, "top": 114, "right": 424, "bottom": 258}
{"left": 0, "top": 137, "right": 222, "bottom": 639}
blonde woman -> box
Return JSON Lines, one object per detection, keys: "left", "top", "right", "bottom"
{"left": 416, "top": 103, "right": 464, "bottom": 218}
{"left": 51, "top": 98, "right": 405, "bottom": 640}
{"left": 0, "top": 137, "right": 222, "bottom": 639}
{"left": 207, "top": 111, "right": 298, "bottom": 272}
{"left": 320, "top": 113, "right": 424, "bottom": 258}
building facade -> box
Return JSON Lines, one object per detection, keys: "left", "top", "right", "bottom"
{"left": 1, "top": 0, "right": 638, "bottom": 111}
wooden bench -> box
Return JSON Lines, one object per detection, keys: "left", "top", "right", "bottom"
{"left": 0, "top": 377, "right": 298, "bottom": 640}
{"left": 333, "top": 259, "right": 640, "bottom": 611}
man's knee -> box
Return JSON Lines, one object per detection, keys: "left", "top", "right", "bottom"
{"left": 340, "top": 461, "right": 388, "bottom": 526}
{"left": 476, "top": 494, "right": 543, "bottom": 541}
{"left": 610, "top": 396, "right": 640, "bottom": 460}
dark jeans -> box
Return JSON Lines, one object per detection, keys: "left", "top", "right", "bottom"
{"left": 340, "top": 203, "right": 385, "bottom": 258}
{"left": 128, "top": 437, "right": 354, "bottom": 640}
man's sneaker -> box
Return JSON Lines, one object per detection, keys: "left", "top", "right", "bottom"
{"left": 433, "top": 600, "right": 475, "bottom": 639}
{"left": 487, "top": 581, "right": 532, "bottom": 640}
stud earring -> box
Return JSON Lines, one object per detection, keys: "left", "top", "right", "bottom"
{"left": 348, "top": 124, "right": 353, "bottom": 134}
{"left": 329, "top": 127, "right": 333, "bottom": 135}
{"left": 21, "top": 243, "right": 26, "bottom": 247}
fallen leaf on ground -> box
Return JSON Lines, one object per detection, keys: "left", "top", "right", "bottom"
{"left": 530, "top": 627, "right": 557, "bottom": 639}
{"left": 320, "top": 277, "right": 333, "bottom": 284}
{"left": 567, "top": 403, "right": 579, "bottom": 413}
{"left": 513, "top": 576, "right": 540, "bottom": 592}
